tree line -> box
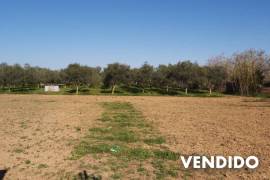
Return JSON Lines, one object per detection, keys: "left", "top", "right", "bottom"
{"left": 0, "top": 49, "right": 269, "bottom": 96}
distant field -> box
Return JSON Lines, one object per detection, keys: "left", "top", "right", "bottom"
{"left": 0, "top": 95, "right": 269, "bottom": 179}
{"left": 0, "top": 86, "right": 224, "bottom": 97}
{"left": 1, "top": 86, "right": 269, "bottom": 99}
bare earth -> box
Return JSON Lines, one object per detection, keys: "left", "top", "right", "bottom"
{"left": 0, "top": 94, "right": 269, "bottom": 179}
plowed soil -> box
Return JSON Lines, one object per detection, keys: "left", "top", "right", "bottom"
{"left": 0, "top": 95, "right": 269, "bottom": 179}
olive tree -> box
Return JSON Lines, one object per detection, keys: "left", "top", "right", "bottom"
{"left": 134, "top": 63, "right": 154, "bottom": 93}
{"left": 103, "top": 63, "right": 130, "bottom": 94}
{"left": 63, "top": 63, "right": 100, "bottom": 94}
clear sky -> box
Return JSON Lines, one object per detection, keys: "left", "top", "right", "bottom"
{"left": 0, "top": 0, "right": 269, "bottom": 69}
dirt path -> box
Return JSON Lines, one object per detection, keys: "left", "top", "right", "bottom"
{"left": 0, "top": 95, "right": 269, "bottom": 179}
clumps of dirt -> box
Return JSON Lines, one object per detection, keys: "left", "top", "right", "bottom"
{"left": 0, "top": 95, "right": 102, "bottom": 179}
{"left": 130, "top": 96, "right": 270, "bottom": 179}
{"left": 1, "top": 95, "right": 269, "bottom": 179}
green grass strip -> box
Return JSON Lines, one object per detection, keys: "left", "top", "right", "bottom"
{"left": 71, "top": 102, "right": 181, "bottom": 179}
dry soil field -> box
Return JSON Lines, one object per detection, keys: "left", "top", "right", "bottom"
{"left": 0, "top": 94, "right": 269, "bottom": 179}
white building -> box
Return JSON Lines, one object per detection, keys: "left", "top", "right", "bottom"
{"left": 44, "top": 85, "right": 60, "bottom": 92}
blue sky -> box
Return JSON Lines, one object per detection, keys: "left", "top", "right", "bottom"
{"left": 0, "top": 0, "right": 269, "bottom": 69}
